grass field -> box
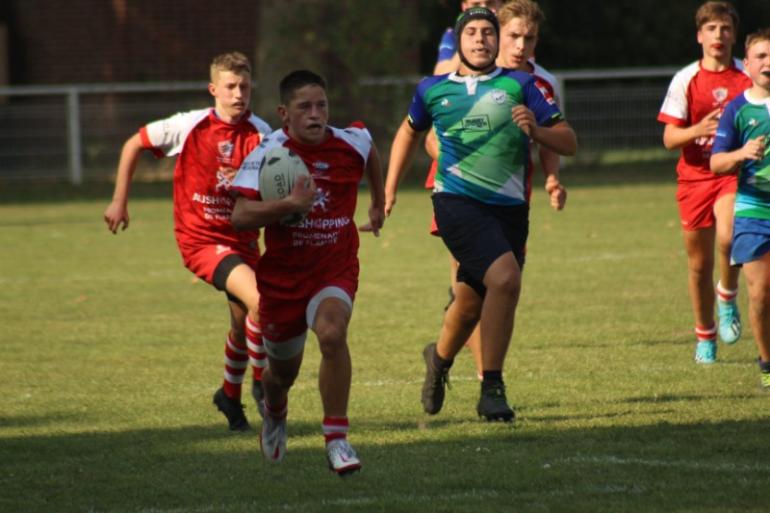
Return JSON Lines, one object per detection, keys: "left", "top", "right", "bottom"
{"left": 1, "top": 166, "right": 769, "bottom": 513}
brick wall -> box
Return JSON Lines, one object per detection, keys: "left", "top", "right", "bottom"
{"left": 8, "top": 0, "right": 259, "bottom": 84}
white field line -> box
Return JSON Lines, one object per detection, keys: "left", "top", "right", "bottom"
{"left": 132, "top": 489, "right": 501, "bottom": 513}
{"left": 562, "top": 454, "right": 770, "bottom": 473}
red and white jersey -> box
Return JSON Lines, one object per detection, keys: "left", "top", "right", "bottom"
{"left": 530, "top": 60, "right": 562, "bottom": 108}
{"left": 232, "top": 123, "right": 372, "bottom": 300}
{"left": 139, "top": 108, "right": 272, "bottom": 248}
{"left": 658, "top": 59, "right": 751, "bottom": 182}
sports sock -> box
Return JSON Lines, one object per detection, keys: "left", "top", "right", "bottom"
{"left": 432, "top": 348, "right": 453, "bottom": 370}
{"left": 695, "top": 324, "right": 717, "bottom": 343}
{"left": 322, "top": 416, "right": 349, "bottom": 444}
{"left": 222, "top": 332, "right": 248, "bottom": 399}
{"left": 758, "top": 357, "right": 770, "bottom": 373}
{"left": 246, "top": 317, "right": 267, "bottom": 382}
{"left": 716, "top": 281, "right": 738, "bottom": 302}
{"left": 482, "top": 370, "right": 503, "bottom": 387}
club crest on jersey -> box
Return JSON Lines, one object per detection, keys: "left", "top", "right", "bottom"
{"left": 313, "top": 188, "right": 330, "bottom": 212}
{"left": 217, "top": 140, "right": 234, "bottom": 164}
{"left": 490, "top": 89, "right": 507, "bottom": 104}
{"left": 712, "top": 87, "right": 728, "bottom": 104}
{"left": 441, "top": 98, "right": 451, "bottom": 108}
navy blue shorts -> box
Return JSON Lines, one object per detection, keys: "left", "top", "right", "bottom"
{"left": 432, "top": 193, "right": 528, "bottom": 297}
{"left": 732, "top": 216, "right": 770, "bottom": 265}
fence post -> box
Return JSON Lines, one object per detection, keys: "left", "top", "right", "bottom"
{"left": 66, "top": 87, "right": 82, "bottom": 185}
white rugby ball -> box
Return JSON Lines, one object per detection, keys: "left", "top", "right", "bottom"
{"left": 258, "top": 145, "right": 311, "bottom": 225}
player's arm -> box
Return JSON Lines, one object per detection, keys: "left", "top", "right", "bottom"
{"left": 513, "top": 104, "right": 577, "bottom": 156}
{"left": 433, "top": 53, "right": 460, "bottom": 75}
{"left": 539, "top": 146, "right": 566, "bottom": 210}
{"left": 662, "top": 109, "right": 720, "bottom": 150}
{"left": 385, "top": 118, "right": 426, "bottom": 216}
{"left": 104, "top": 132, "right": 145, "bottom": 234}
{"left": 711, "top": 136, "right": 767, "bottom": 174}
{"left": 231, "top": 176, "right": 317, "bottom": 230}
{"left": 424, "top": 129, "right": 439, "bottom": 160}
{"left": 359, "top": 144, "right": 386, "bottom": 236}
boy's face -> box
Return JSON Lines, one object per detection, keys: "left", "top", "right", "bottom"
{"left": 697, "top": 17, "right": 736, "bottom": 62}
{"left": 744, "top": 39, "right": 770, "bottom": 89}
{"left": 461, "top": 0, "right": 501, "bottom": 13}
{"left": 499, "top": 16, "right": 539, "bottom": 71}
{"left": 278, "top": 84, "right": 329, "bottom": 145}
{"left": 460, "top": 19, "right": 498, "bottom": 70}
{"left": 209, "top": 70, "right": 251, "bottom": 120}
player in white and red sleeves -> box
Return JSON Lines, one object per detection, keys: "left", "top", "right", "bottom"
{"left": 104, "top": 52, "right": 271, "bottom": 431}
{"left": 231, "top": 70, "right": 385, "bottom": 476}
{"left": 657, "top": 1, "right": 751, "bottom": 364}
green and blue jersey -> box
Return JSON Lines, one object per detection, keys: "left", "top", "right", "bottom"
{"left": 713, "top": 92, "right": 770, "bottom": 220}
{"left": 407, "top": 67, "right": 563, "bottom": 206}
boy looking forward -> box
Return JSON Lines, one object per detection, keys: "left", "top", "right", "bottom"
{"left": 711, "top": 28, "right": 770, "bottom": 390}
{"left": 657, "top": 1, "right": 751, "bottom": 363}
{"left": 104, "top": 52, "right": 271, "bottom": 431}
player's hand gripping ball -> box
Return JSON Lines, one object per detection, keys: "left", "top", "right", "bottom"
{"left": 258, "top": 145, "right": 312, "bottom": 225}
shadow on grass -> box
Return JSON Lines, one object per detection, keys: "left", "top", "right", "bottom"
{"left": 2, "top": 414, "right": 768, "bottom": 513}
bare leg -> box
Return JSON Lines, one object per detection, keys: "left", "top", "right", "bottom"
{"left": 480, "top": 252, "right": 521, "bottom": 370}
{"left": 436, "top": 282, "right": 482, "bottom": 361}
{"left": 312, "top": 298, "right": 353, "bottom": 417}
{"left": 714, "top": 193, "right": 740, "bottom": 291}
{"left": 682, "top": 227, "right": 716, "bottom": 329}
{"left": 743, "top": 254, "right": 770, "bottom": 362}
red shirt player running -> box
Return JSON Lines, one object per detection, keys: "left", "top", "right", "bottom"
{"left": 104, "top": 52, "right": 270, "bottom": 431}
{"left": 231, "top": 70, "right": 385, "bottom": 476}
{"left": 657, "top": 1, "right": 751, "bottom": 364}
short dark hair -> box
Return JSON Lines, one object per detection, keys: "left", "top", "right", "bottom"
{"left": 279, "top": 70, "right": 327, "bottom": 105}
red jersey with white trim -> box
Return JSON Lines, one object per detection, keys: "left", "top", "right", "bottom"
{"left": 658, "top": 59, "right": 750, "bottom": 182}
{"left": 232, "top": 123, "right": 372, "bottom": 300}
{"left": 139, "top": 108, "right": 272, "bottom": 248}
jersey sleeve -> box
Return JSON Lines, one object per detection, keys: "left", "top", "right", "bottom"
{"left": 436, "top": 28, "right": 456, "bottom": 64}
{"left": 139, "top": 108, "right": 210, "bottom": 158}
{"left": 248, "top": 114, "right": 273, "bottom": 137}
{"left": 231, "top": 139, "right": 268, "bottom": 200}
{"left": 407, "top": 80, "right": 433, "bottom": 132}
{"left": 657, "top": 66, "right": 694, "bottom": 127}
{"left": 523, "top": 76, "right": 564, "bottom": 127}
{"left": 712, "top": 100, "right": 741, "bottom": 154}
{"left": 338, "top": 122, "right": 373, "bottom": 164}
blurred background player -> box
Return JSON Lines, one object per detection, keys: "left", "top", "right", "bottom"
{"left": 103, "top": 52, "right": 271, "bottom": 431}
{"left": 657, "top": 1, "right": 751, "bottom": 364}
{"left": 425, "top": 0, "right": 568, "bottom": 383}
{"left": 230, "top": 70, "right": 385, "bottom": 475}
{"left": 711, "top": 27, "right": 770, "bottom": 390}
{"left": 385, "top": 7, "right": 577, "bottom": 422}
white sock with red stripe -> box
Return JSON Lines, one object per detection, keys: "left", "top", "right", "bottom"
{"left": 695, "top": 324, "right": 717, "bottom": 343}
{"left": 222, "top": 332, "right": 248, "bottom": 399}
{"left": 265, "top": 398, "right": 288, "bottom": 420}
{"left": 716, "top": 281, "right": 738, "bottom": 302}
{"left": 322, "top": 416, "right": 349, "bottom": 444}
{"left": 246, "top": 317, "right": 267, "bottom": 382}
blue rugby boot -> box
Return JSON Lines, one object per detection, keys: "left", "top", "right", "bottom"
{"left": 717, "top": 298, "right": 742, "bottom": 345}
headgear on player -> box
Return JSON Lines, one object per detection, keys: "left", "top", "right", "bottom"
{"left": 454, "top": 6, "right": 500, "bottom": 72}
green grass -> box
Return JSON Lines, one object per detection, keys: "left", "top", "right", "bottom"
{"left": 1, "top": 166, "right": 769, "bottom": 513}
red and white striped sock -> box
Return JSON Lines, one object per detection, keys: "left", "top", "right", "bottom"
{"left": 716, "top": 281, "right": 738, "bottom": 302}
{"left": 222, "top": 332, "right": 248, "bottom": 399}
{"left": 695, "top": 324, "right": 717, "bottom": 343}
{"left": 246, "top": 317, "right": 267, "bottom": 382}
{"left": 322, "top": 416, "right": 349, "bottom": 444}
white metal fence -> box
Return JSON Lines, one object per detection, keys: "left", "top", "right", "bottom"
{"left": 0, "top": 67, "right": 681, "bottom": 184}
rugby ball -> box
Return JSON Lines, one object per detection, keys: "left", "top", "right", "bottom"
{"left": 258, "top": 145, "right": 311, "bottom": 225}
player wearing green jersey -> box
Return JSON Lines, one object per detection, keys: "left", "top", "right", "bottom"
{"left": 385, "top": 7, "right": 577, "bottom": 421}
{"left": 711, "top": 27, "right": 770, "bottom": 390}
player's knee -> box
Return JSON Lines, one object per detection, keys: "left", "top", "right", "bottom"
{"left": 316, "top": 322, "right": 348, "bottom": 359}
{"left": 485, "top": 269, "right": 520, "bottom": 298}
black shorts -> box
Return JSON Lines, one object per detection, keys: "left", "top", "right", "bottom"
{"left": 213, "top": 253, "right": 246, "bottom": 303}
{"left": 432, "top": 193, "right": 528, "bottom": 297}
